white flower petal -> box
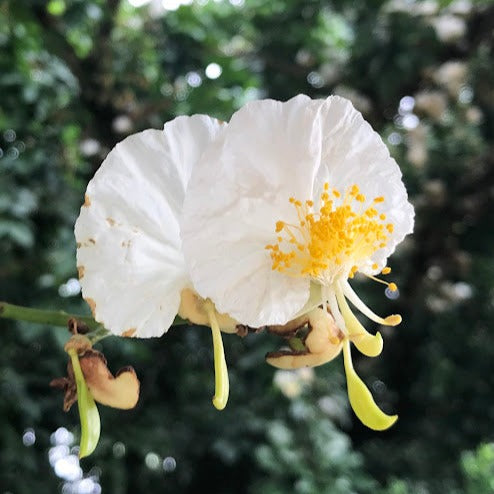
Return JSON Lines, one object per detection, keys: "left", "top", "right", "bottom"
{"left": 76, "top": 116, "right": 224, "bottom": 337}
{"left": 182, "top": 96, "right": 319, "bottom": 326}
{"left": 182, "top": 95, "right": 414, "bottom": 326}
{"left": 312, "top": 96, "right": 414, "bottom": 273}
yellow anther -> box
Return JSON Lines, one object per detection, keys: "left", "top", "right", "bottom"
{"left": 386, "top": 224, "right": 394, "bottom": 233}
{"left": 379, "top": 214, "right": 386, "bottom": 221}
{"left": 372, "top": 263, "right": 378, "bottom": 270}
{"left": 388, "top": 282, "right": 398, "bottom": 292}
{"left": 381, "top": 267, "right": 391, "bottom": 275}
{"left": 374, "top": 196, "right": 385, "bottom": 203}
{"left": 266, "top": 185, "right": 391, "bottom": 278}
{"left": 383, "top": 314, "right": 402, "bottom": 326}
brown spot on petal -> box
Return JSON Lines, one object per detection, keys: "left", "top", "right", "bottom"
{"left": 106, "top": 217, "right": 116, "bottom": 226}
{"left": 86, "top": 298, "right": 97, "bottom": 316}
{"left": 84, "top": 194, "right": 91, "bottom": 207}
{"left": 88, "top": 238, "right": 96, "bottom": 244}
{"left": 76, "top": 242, "right": 82, "bottom": 248}
{"left": 122, "top": 328, "right": 136, "bottom": 338}
{"left": 77, "top": 266, "right": 85, "bottom": 279}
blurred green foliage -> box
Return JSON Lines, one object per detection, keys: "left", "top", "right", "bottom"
{"left": 1, "top": 0, "right": 494, "bottom": 493}
{"left": 462, "top": 443, "right": 494, "bottom": 494}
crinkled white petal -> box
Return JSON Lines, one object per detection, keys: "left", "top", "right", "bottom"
{"left": 182, "top": 95, "right": 414, "bottom": 327}
{"left": 312, "top": 96, "right": 414, "bottom": 273}
{"left": 76, "top": 116, "right": 224, "bottom": 337}
{"left": 182, "top": 96, "right": 322, "bottom": 326}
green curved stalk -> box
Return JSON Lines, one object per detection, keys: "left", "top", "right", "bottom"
{"left": 68, "top": 349, "right": 101, "bottom": 458}
{"left": 0, "top": 301, "right": 101, "bottom": 330}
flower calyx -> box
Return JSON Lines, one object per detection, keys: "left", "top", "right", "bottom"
{"left": 51, "top": 319, "right": 140, "bottom": 458}
{"left": 265, "top": 308, "right": 344, "bottom": 370}
{"left": 52, "top": 320, "right": 140, "bottom": 411}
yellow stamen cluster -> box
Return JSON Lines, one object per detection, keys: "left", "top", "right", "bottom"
{"left": 265, "top": 183, "right": 394, "bottom": 282}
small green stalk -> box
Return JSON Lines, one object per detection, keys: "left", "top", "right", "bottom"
{"left": 68, "top": 349, "right": 101, "bottom": 458}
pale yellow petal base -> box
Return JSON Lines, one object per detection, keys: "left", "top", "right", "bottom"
{"left": 178, "top": 288, "right": 238, "bottom": 332}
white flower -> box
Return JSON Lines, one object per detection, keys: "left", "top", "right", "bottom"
{"left": 75, "top": 115, "right": 233, "bottom": 409}
{"left": 181, "top": 95, "right": 414, "bottom": 429}
{"left": 182, "top": 95, "right": 414, "bottom": 327}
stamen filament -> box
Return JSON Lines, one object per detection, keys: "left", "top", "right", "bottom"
{"left": 364, "top": 273, "right": 398, "bottom": 292}
{"left": 205, "top": 301, "right": 229, "bottom": 410}
{"left": 341, "top": 279, "right": 401, "bottom": 326}
{"left": 327, "top": 289, "right": 347, "bottom": 335}
{"left": 365, "top": 274, "right": 390, "bottom": 286}
{"left": 322, "top": 285, "right": 328, "bottom": 313}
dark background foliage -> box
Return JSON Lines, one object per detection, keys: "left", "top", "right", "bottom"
{"left": 1, "top": 0, "right": 494, "bottom": 493}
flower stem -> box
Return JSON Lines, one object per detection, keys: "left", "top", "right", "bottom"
{"left": 0, "top": 301, "right": 188, "bottom": 333}
{"left": 0, "top": 301, "right": 101, "bottom": 330}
